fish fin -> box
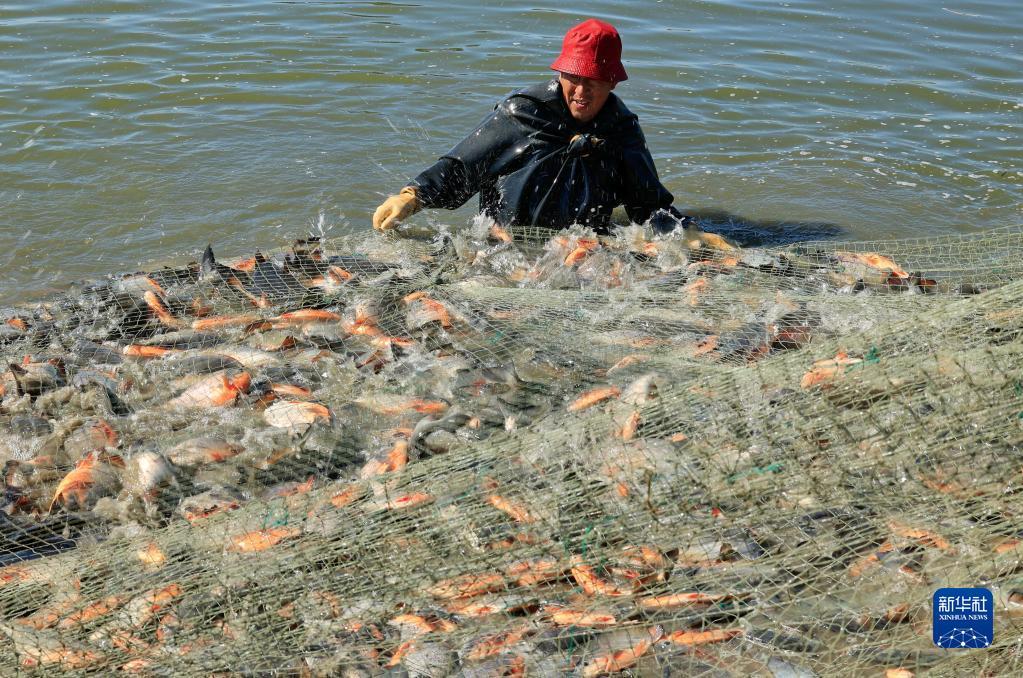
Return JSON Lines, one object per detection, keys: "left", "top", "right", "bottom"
{"left": 200, "top": 245, "right": 217, "bottom": 278}
{"left": 8, "top": 363, "right": 26, "bottom": 396}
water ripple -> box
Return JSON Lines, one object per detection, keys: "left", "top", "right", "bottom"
{"left": 1, "top": 0, "right": 1020, "bottom": 303}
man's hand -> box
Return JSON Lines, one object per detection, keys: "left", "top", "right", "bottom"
{"left": 372, "top": 187, "right": 421, "bottom": 231}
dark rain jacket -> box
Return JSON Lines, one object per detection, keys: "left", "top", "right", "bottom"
{"left": 409, "top": 79, "right": 684, "bottom": 233}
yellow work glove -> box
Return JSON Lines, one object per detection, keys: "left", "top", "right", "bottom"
{"left": 372, "top": 187, "right": 421, "bottom": 231}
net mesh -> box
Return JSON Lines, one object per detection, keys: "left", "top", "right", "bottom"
{"left": 0, "top": 220, "right": 1021, "bottom": 676}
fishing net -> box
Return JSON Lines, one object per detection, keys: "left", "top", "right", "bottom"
{"left": 0, "top": 218, "right": 1021, "bottom": 676}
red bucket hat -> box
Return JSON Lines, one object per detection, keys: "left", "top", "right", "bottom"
{"left": 550, "top": 18, "right": 628, "bottom": 84}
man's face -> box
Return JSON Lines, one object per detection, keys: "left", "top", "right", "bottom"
{"left": 559, "top": 72, "right": 615, "bottom": 123}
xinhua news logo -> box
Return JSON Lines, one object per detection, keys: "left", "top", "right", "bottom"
{"left": 933, "top": 588, "right": 993, "bottom": 649}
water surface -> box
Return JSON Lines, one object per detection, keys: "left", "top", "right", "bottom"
{"left": 1, "top": 0, "right": 1020, "bottom": 303}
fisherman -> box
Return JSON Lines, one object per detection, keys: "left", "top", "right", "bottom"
{"left": 372, "top": 18, "right": 731, "bottom": 247}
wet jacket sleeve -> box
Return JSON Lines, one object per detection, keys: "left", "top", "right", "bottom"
{"left": 408, "top": 107, "right": 523, "bottom": 210}
{"left": 617, "top": 118, "right": 678, "bottom": 225}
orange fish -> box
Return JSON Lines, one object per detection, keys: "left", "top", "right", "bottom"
{"left": 666, "top": 627, "right": 743, "bottom": 646}
{"left": 505, "top": 557, "right": 566, "bottom": 586}
{"left": 267, "top": 476, "right": 315, "bottom": 499}
{"left": 387, "top": 614, "right": 434, "bottom": 635}
{"left": 563, "top": 238, "right": 600, "bottom": 266}
{"left": 879, "top": 602, "right": 912, "bottom": 624}
{"left": 164, "top": 371, "right": 250, "bottom": 409}
{"left": 488, "top": 223, "right": 513, "bottom": 243}
{"left": 341, "top": 312, "right": 383, "bottom": 337}
{"left": 360, "top": 440, "right": 409, "bottom": 478}
{"left": 402, "top": 291, "right": 428, "bottom": 303}
{"left": 263, "top": 400, "right": 332, "bottom": 428}
{"left": 271, "top": 383, "right": 312, "bottom": 399}
{"left": 243, "top": 319, "right": 275, "bottom": 334}
{"left": 385, "top": 640, "right": 417, "bottom": 668}
{"left": 994, "top": 539, "right": 1021, "bottom": 554}
{"left": 581, "top": 626, "right": 662, "bottom": 676}
{"left": 143, "top": 291, "right": 181, "bottom": 329}
{"left": 609, "top": 565, "right": 665, "bottom": 587}
{"left": 271, "top": 309, "right": 342, "bottom": 327}
{"left": 167, "top": 437, "right": 244, "bottom": 466}
{"left": 486, "top": 495, "right": 538, "bottom": 524}
{"left": 328, "top": 265, "right": 353, "bottom": 281}
{"left": 329, "top": 483, "right": 368, "bottom": 509}
{"left": 155, "top": 610, "right": 182, "bottom": 642}
{"left": 16, "top": 591, "right": 83, "bottom": 630}
{"left": 308, "top": 266, "right": 354, "bottom": 290}
{"left": 570, "top": 560, "right": 633, "bottom": 597}
{"left": 425, "top": 572, "right": 507, "bottom": 600}
{"left": 49, "top": 455, "right": 103, "bottom": 511}
{"left": 385, "top": 492, "right": 434, "bottom": 511}
{"left": 545, "top": 604, "right": 617, "bottom": 628}
{"left": 120, "top": 658, "right": 154, "bottom": 674}
{"left": 619, "top": 410, "right": 641, "bottom": 441}
{"left": 383, "top": 439, "right": 410, "bottom": 470}
{"left": 888, "top": 520, "right": 954, "bottom": 552}
{"left": 92, "top": 419, "right": 119, "bottom": 448}
{"left": 229, "top": 256, "right": 258, "bottom": 272}
{"left": 684, "top": 277, "right": 709, "bottom": 306}
{"left": 620, "top": 545, "right": 672, "bottom": 570}
{"left": 567, "top": 386, "right": 621, "bottom": 412}
{"left": 606, "top": 353, "right": 651, "bottom": 374}
{"left": 94, "top": 583, "right": 182, "bottom": 636}
{"left": 136, "top": 542, "right": 167, "bottom": 570}
{"left": 885, "top": 669, "right": 914, "bottom": 678}
{"left": 640, "top": 242, "right": 659, "bottom": 257}
{"left": 140, "top": 583, "right": 182, "bottom": 613}
{"left": 6, "top": 317, "right": 28, "bottom": 332}
{"left": 443, "top": 598, "right": 510, "bottom": 618}
{"left": 223, "top": 277, "right": 272, "bottom": 309}
{"left": 370, "top": 335, "right": 416, "bottom": 352}
{"left": 799, "top": 350, "right": 861, "bottom": 389}
{"left": 848, "top": 553, "right": 881, "bottom": 578}
{"left": 191, "top": 314, "right": 260, "bottom": 331}
{"left": 0, "top": 565, "right": 34, "bottom": 587}
{"left": 19, "top": 646, "right": 104, "bottom": 670}
{"left": 388, "top": 613, "right": 457, "bottom": 635}
{"left": 56, "top": 595, "right": 128, "bottom": 629}
{"left": 484, "top": 532, "right": 546, "bottom": 551}
{"left": 228, "top": 526, "right": 301, "bottom": 553}
{"left": 360, "top": 398, "right": 449, "bottom": 416}
{"left": 183, "top": 501, "right": 241, "bottom": 524}
{"left": 693, "top": 335, "right": 719, "bottom": 356}
{"left": 920, "top": 474, "right": 971, "bottom": 497}
{"left": 409, "top": 399, "right": 448, "bottom": 414}
{"left": 189, "top": 297, "right": 212, "bottom": 317}
{"left": 835, "top": 251, "right": 908, "bottom": 277}
{"left": 636, "top": 592, "right": 728, "bottom": 610}
{"left": 403, "top": 292, "right": 454, "bottom": 328}
{"left": 122, "top": 344, "right": 180, "bottom": 358}
{"left": 463, "top": 624, "right": 532, "bottom": 662}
